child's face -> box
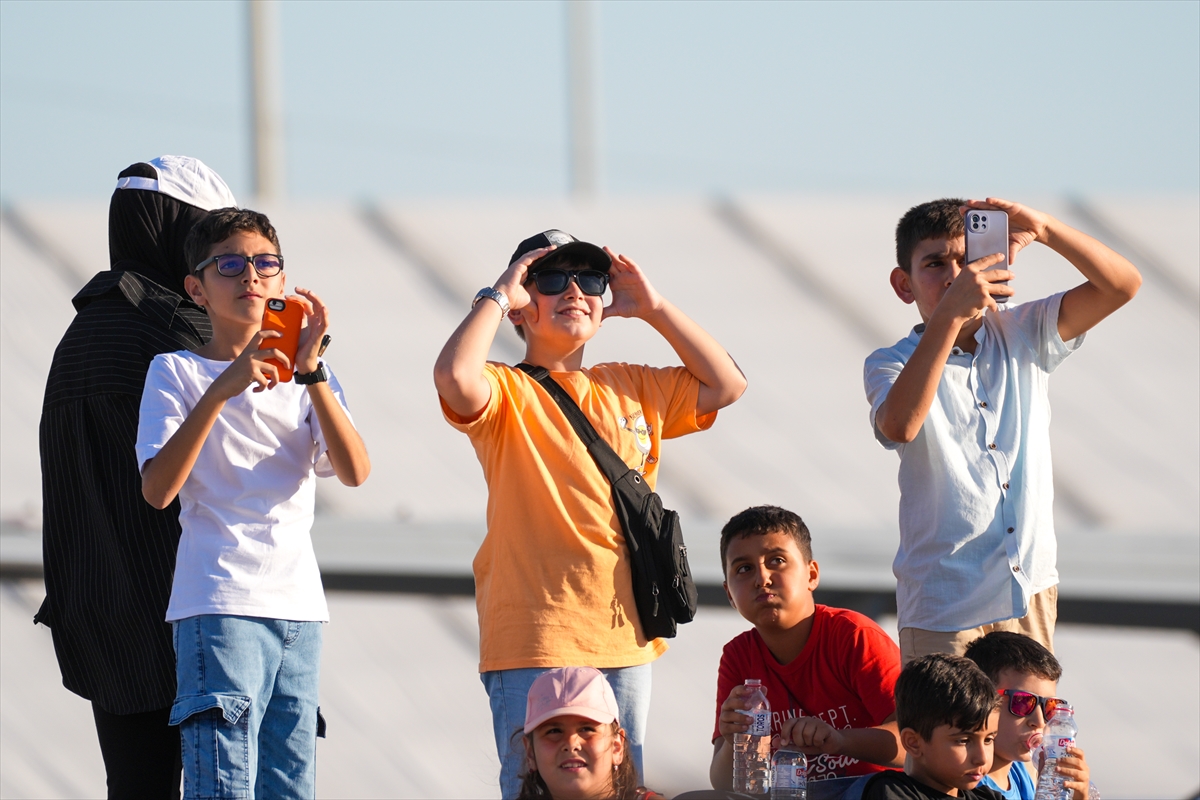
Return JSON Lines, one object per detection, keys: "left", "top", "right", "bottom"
{"left": 904, "top": 710, "right": 998, "bottom": 797}
{"left": 993, "top": 668, "right": 1060, "bottom": 766}
{"left": 185, "top": 230, "right": 285, "bottom": 329}
{"left": 723, "top": 531, "right": 818, "bottom": 632}
{"left": 516, "top": 272, "right": 604, "bottom": 350}
{"left": 527, "top": 715, "right": 623, "bottom": 800}
{"left": 891, "top": 235, "right": 967, "bottom": 322}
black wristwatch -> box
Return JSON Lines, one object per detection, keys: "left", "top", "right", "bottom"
{"left": 295, "top": 362, "right": 330, "bottom": 385}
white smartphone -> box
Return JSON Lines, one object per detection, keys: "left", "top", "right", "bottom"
{"left": 964, "top": 208, "right": 1010, "bottom": 303}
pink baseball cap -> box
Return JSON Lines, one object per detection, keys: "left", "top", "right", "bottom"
{"left": 523, "top": 667, "right": 620, "bottom": 734}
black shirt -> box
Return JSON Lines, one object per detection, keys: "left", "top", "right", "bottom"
{"left": 36, "top": 177, "right": 211, "bottom": 714}
{"left": 862, "top": 771, "right": 1006, "bottom": 800}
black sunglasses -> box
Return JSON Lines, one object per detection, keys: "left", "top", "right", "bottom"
{"left": 999, "top": 689, "right": 1068, "bottom": 719}
{"left": 525, "top": 268, "right": 609, "bottom": 297}
{"left": 193, "top": 253, "right": 284, "bottom": 278}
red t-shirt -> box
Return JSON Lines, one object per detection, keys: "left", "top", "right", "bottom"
{"left": 713, "top": 605, "right": 902, "bottom": 780}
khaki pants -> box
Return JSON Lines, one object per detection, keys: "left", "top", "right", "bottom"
{"left": 899, "top": 585, "right": 1057, "bottom": 666}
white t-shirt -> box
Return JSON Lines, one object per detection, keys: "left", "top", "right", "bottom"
{"left": 136, "top": 351, "right": 351, "bottom": 622}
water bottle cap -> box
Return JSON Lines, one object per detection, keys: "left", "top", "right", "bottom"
{"left": 745, "top": 678, "right": 762, "bottom": 686}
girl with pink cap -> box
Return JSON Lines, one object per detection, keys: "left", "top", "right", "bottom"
{"left": 518, "top": 667, "right": 661, "bottom": 800}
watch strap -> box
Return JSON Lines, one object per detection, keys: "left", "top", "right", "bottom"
{"left": 473, "top": 287, "right": 510, "bottom": 315}
{"left": 295, "top": 362, "right": 330, "bottom": 385}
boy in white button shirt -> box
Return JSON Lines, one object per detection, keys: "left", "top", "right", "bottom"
{"left": 137, "top": 208, "right": 369, "bottom": 798}
{"left": 864, "top": 197, "right": 1140, "bottom": 665}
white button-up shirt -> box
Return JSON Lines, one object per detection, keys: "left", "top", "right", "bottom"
{"left": 864, "top": 293, "right": 1082, "bottom": 631}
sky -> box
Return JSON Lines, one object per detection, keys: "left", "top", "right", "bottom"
{"left": 1, "top": 0, "right": 1197, "bottom": 201}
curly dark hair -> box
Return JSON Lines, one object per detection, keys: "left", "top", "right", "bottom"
{"left": 183, "top": 207, "right": 281, "bottom": 276}
{"left": 515, "top": 721, "right": 642, "bottom": 800}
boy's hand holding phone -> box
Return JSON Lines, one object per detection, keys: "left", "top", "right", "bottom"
{"left": 936, "top": 251, "right": 1013, "bottom": 326}
{"left": 290, "top": 287, "right": 331, "bottom": 376}
{"left": 964, "top": 197, "right": 1052, "bottom": 264}
{"left": 211, "top": 329, "right": 290, "bottom": 396}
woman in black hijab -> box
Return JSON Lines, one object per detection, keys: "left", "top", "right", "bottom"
{"left": 37, "top": 156, "right": 235, "bottom": 799}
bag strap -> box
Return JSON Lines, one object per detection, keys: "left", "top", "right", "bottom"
{"left": 515, "top": 363, "right": 631, "bottom": 486}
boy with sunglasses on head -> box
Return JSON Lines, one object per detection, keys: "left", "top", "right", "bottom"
{"left": 964, "top": 632, "right": 1092, "bottom": 800}
{"left": 136, "top": 208, "right": 370, "bottom": 798}
{"left": 435, "top": 229, "right": 746, "bottom": 797}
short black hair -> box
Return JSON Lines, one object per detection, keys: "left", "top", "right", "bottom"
{"left": 895, "top": 653, "right": 999, "bottom": 741}
{"left": 719, "top": 505, "right": 812, "bottom": 574}
{"left": 963, "top": 631, "right": 1063, "bottom": 684}
{"left": 894, "top": 198, "right": 965, "bottom": 273}
{"left": 184, "top": 207, "right": 281, "bottom": 275}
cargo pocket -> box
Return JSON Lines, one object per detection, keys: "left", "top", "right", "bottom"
{"left": 170, "top": 694, "right": 253, "bottom": 798}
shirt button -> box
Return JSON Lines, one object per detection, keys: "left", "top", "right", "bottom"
{"left": 1003, "top": 482, "right": 1010, "bottom": 490}
{"left": 989, "top": 443, "right": 997, "bottom": 450}
{"left": 952, "top": 348, "right": 963, "bottom": 355}
{"left": 1013, "top": 566, "right": 1021, "bottom": 573}
{"left": 980, "top": 401, "right": 988, "bottom": 408}
{"left": 1007, "top": 527, "right": 1014, "bottom": 533}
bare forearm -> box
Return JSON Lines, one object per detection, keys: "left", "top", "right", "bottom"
{"left": 709, "top": 740, "right": 734, "bottom": 790}
{"left": 642, "top": 300, "right": 746, "bottom": 415}
{"left": 839, "top": 724, "right": 903, "bottom": 768}
{"left": 308, "top": 383, "right": 370, "bottom": 486}
{"left": 1042, "top": 217, "right": 1141, "bottom": 341}
{"left": 141, "top": 393, "right": 225, "bottom": 509}
{"left": 876, "top": 315, "right": 960, "bottom": 443}
{"left": 1043, "top": 217, "right": 1141, "bottom": 298}
{"left": 433, "top": 300, "right": 503, "bottom": 417}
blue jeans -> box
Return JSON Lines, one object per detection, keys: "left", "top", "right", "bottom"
{"left": 481, "top": 663, "right": 652, "bottom": 799}
{"left": 170, "top": 615, "right": 325, "bottom": 799}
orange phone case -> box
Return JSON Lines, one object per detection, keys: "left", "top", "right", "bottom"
{"left": 261, "top": 297, "right": 304, "bottom": 382}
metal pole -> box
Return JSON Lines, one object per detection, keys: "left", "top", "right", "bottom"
{"left": 249, "top": 0, "right": 285, "bottom": 201}
{"left": 566, "top": 0, "right": 597, "bottom": 199}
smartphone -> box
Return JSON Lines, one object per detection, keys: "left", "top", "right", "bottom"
{"left": 261, "top": 297, "right": 304, "bottom": 382}
{"left": 964, "top": 209, "right": 1010, "bottom": 303}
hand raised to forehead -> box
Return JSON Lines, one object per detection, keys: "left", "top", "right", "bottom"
{"left": 602, "top": 247, "right": 664, "bottom": 321}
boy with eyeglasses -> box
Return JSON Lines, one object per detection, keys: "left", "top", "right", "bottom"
{"left": 434, "top": 229, "right": 746, "bottom": 797}
{"left": 964, "top": 632, "right": 1092, "bottom": 800}
{"left": 136, "top": 208, "right": 370, "bottom": 798}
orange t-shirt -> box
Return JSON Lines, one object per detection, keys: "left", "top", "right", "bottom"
{"left": 442, "top": 362, "right": 716, "bottom": 672}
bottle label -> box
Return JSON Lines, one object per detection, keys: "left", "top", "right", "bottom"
{"left": 749, "top": 709, "right": 770, "bottom": 736}
{"left": 775, "top": 764, "right": 806, "bottom": 789}
{"left": 1043, "top": 735, "right": 1075, "bottom": 760}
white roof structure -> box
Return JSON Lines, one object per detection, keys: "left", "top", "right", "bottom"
{"left": 2, "top": 195, "right": 1197, "bottom": 599}
{"left": 1, "top": 195, "right": 1197, "bottom": 798}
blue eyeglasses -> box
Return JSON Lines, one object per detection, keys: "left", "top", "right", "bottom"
{"left": 193, "top": 253, "right": 284, "bottom": 278}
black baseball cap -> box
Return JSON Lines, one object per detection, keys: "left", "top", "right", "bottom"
{"left": 509, "top": 229, "right": 611, "bottom": 273}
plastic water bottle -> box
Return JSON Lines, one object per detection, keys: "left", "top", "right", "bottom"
{"left": 733, "top": 678, "right": 772, "bottom": 794}
{"left": 770, "top": 746, "right": 807, "bottom": 800}
{"left": 1033, "top": 704, "right": 1078, "bottom": 800}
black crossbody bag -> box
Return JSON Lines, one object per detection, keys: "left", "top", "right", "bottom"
{"left": 516, "top": 363, "right": 698, "bottom": 640}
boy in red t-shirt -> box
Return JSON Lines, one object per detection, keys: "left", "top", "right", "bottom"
{"left": 711, "top": 506, "right": 904, "bottom": 787}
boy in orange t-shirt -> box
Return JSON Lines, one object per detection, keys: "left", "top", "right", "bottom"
{"left": 435, "top": 230, "right": 746, "bottom": 797}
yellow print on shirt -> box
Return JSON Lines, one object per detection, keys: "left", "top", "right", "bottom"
{"left": 616, "top": 411, "right": 656, "bottom": 472}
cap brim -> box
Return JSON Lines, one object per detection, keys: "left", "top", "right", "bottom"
{"left": 527, "top": 241, "right": 611, "bottom": 273}
{"left": 523, "top": 705, "right": 617, "bottom": 734}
